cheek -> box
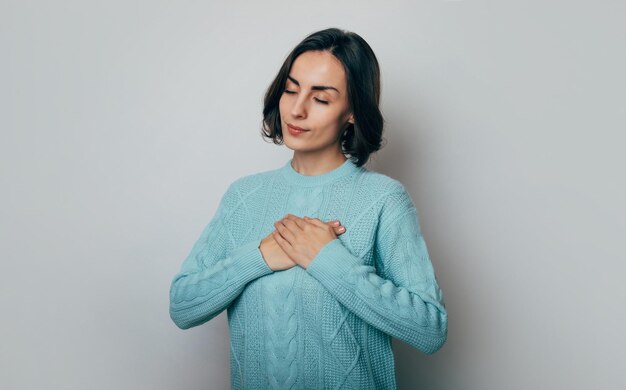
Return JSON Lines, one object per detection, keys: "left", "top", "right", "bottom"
{"left": 278, "top": 98, "right": 290, "bottom": 121}
{"left": 278, "top": 95, "right": 286, "bottom": 111}
{"left": 315, "top": 107, "right": 344, "bottom": 126}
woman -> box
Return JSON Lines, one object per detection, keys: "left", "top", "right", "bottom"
{"left": 169, "top": 27, "right": 447, "bottom": 389}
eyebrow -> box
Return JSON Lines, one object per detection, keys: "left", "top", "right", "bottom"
{"left": 287, "top": 75, "right": 340, "bottom": 94}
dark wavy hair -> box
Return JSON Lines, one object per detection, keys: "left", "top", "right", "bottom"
{"left": 260, "top": 27, "right": 385, "bottom": 167}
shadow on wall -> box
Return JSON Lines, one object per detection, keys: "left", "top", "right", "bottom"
{"left": 375, "top": 121, "right": 459, "bottom": 390}
{"left": 394, "top": 339, "right": 452, "bottom": 389}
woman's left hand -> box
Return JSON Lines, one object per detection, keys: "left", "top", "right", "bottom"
{"left": 273, "top": 214, "right": 338, "bottom": 269}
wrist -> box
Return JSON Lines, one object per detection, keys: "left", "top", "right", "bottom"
{"left": 298, "top": 256, "right": 313, "bottom": 269}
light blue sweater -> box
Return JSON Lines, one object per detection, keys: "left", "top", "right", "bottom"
{"left": 169, "top": 158, "right": 447, "bottom": 389}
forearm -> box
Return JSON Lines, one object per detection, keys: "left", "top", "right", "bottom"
{"left": 169, "top": 240, "right": 273, "bottom": 329}
{"left": 306, "top": 239, "right": 447, "bottom": 354}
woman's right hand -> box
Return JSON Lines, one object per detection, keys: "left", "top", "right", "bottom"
{"left": 259, "top": 219, "right": 346, "bottom": 271}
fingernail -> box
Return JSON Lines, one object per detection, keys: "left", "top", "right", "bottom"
{"left": 332, "top": 221, "right": 340, "bottom": 226}
{"left": 338, "top": 226, "right": 345, "bottom": 231}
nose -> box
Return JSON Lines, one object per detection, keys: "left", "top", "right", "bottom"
{"left": 290, "top": 94, "right": 307, "bottom": 119}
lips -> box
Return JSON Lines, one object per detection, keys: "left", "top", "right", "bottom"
{"left": 287, "top": 123, "right": 308, "bottom": 131}
{"left": 286, "top": 123, "right": 310, "bottom": 136}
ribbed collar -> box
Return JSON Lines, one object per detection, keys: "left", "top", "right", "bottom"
{"left": 279, "top": 157, "right": 361, "bottom": 187}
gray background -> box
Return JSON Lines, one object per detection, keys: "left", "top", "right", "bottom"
{"left": 1, "top": 1, "right": 624, "bottom": 389}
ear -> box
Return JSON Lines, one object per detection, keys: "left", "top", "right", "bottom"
{"left": 347, "top": 114, "right": 354, "bottom": 125}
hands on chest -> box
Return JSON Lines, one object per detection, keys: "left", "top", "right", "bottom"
{"left": 258, "top": 214, "right": 346, "bottom": 271}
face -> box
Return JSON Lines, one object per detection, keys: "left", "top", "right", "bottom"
{"left": 279, "top": 50, "right": 354, "bottom": 154}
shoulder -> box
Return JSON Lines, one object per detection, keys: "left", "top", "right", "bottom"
{"left": 223, "top": 166, "right": 278, "bottom": 200}
{"left": 359, "top": 169, "right": 417, "bottom": 231}
{"left": 359, "top": 169, "right": 413, "bottom": 205}
{"left": 232, "top": 167, "right": 277, "bottom": 188}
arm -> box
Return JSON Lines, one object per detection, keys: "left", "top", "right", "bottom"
{"left": 305, "top": 187, "right": 448, "bottom": 354}
{"left": 169, "top": 183, "right": 274, "bottom": 330}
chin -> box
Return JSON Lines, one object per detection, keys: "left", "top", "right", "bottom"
{"left": 283, "top": 138, "right": 314, "bottom": 152}
{"left": 283, "top": 140, "right": 307, "bottom": 151}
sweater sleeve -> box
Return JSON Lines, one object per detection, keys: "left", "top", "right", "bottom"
{"left": 305, "top": 186, "right": 448, "bottom": 354}
{"left": 169, "top": 183, "right": 274, "bottom": 330}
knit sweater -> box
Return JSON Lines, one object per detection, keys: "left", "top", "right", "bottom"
{"left": 169, "top": 157, "right": 448, "bottom": 389}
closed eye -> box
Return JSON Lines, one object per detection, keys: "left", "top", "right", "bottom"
{"left": 284, "top": 89, "right": 329, "bottom": 105}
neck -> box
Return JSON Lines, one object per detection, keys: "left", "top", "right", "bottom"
{"left": 290, "top": 151, "right": 348, "bottom": 176}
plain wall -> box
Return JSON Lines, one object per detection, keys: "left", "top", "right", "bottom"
{"left": 1, "top": 1, "right": 624, "bottom": 389}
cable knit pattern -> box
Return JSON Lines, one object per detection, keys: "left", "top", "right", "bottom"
{"left": 264, "top": 270, "right": 299, "bottom": 389}
{"left": 169, "top": 158, "right": 448, "bottom": 389}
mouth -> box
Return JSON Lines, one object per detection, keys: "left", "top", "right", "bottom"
{"left": 287, "top": 123, "right": 309, "bottom": 132}
{"left": 286, "top": 123, "right": 310, "bottom": 136}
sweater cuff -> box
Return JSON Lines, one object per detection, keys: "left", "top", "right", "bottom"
{"left": 229, "top": 239, "right": 274, "bottom": 282}
{"left": 306, "top": 238, "right": 363, "bottom": 279}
